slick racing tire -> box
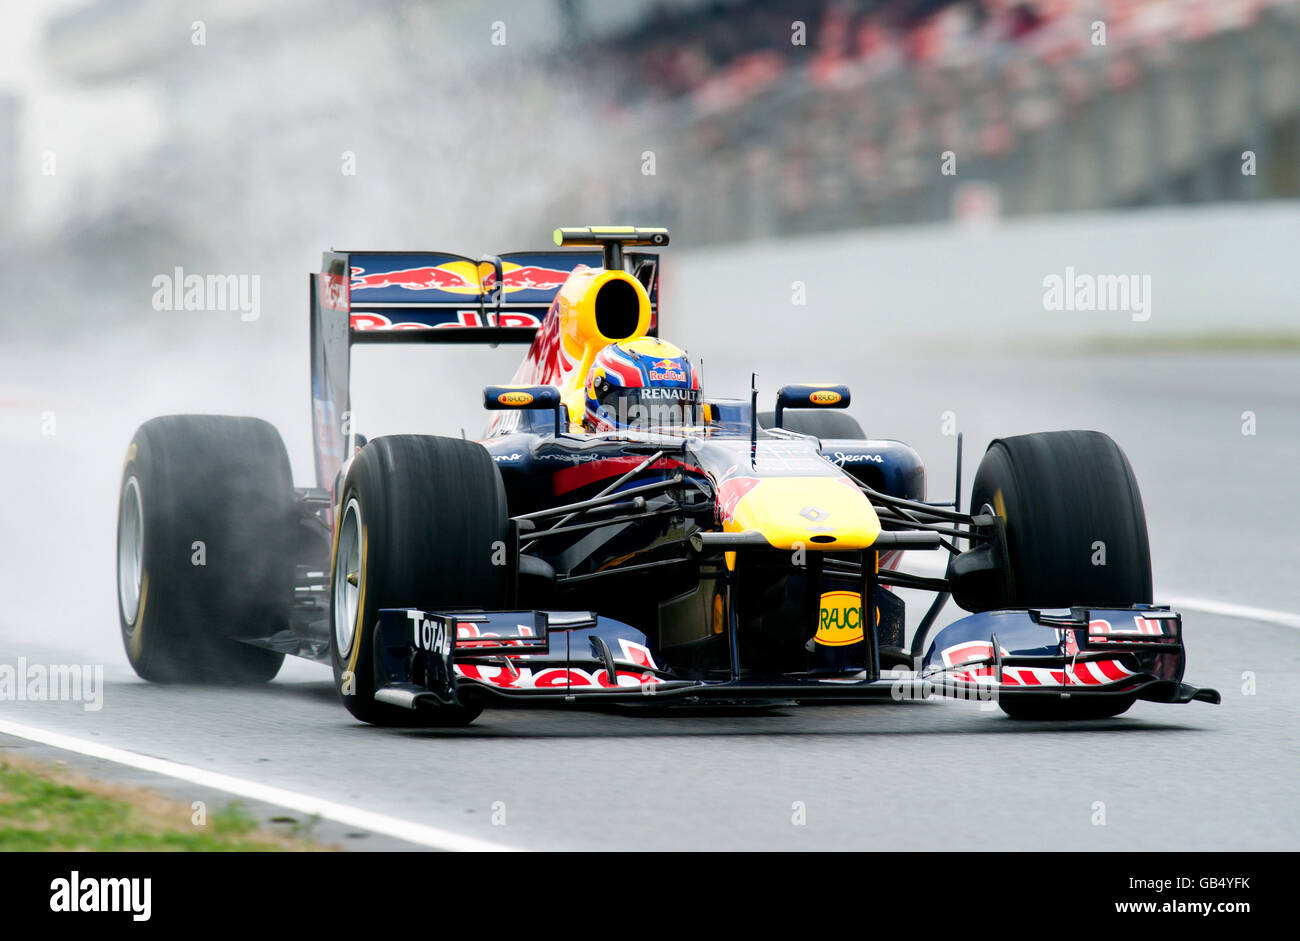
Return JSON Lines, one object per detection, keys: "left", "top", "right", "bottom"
{"left": 998, "top": 693, "right": 1138, "bottom": 721}
{"left": 969, "top": 431, "right": 1151, "bottom": 720}
{"left": 758, "top": 410, "right": 865, "bottom": 439}
{"left": 117, "top": 416, "right": 292, "bottom": 684}
{"left": 329, "top": 435, "right": 509, "bottom": 727}
{"left": 970, "top": 430, "right": 1152, "bottom": 611}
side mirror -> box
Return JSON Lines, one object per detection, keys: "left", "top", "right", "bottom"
{"left": 774, "top": 384, "right": 851, "bottom": 429}
{"left": 483, "top": 385, "right": 566, "bottom": 436}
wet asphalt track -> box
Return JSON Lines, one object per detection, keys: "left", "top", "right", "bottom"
{"left": 1, "top": 344, "right": 1297, "bottom": 850}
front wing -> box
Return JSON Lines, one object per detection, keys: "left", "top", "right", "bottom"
{"left": 370, "top": 605, "right": 1220, "bottom": 711}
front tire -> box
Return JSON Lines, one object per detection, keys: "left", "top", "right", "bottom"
{"left": 969, "top": 430, "right": 1152, "bottom": 610}
{"left": 998, "top": 695, "right": 1138, "bottom": 721}
{"left": 967, "top": 430, "right": 1151, "bottom": 720}
{"left": 117, "top": 416, "right": 292, "bottom": 683}
{"left": 329, "top": 435, "right": 509, "bottom": 726}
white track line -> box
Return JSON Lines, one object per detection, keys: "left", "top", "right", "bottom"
{"left": 1163, "top": 595, "right": 1300, "bottom": 631}
{"left": 896, "top": 553, "right": 1300, "bottom": 631}
{"left": 0, "top": 718, "right": 516, "bottom": 852}
{"left": 2, "top": 586, "right": 1290, "bottom": 852}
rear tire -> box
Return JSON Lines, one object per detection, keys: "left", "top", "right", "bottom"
{"left": 329, "top": 435, "right": 509, "bottom": 726}
{"left": 117, "top": 416, "right": 291, "bottom": 683}
{"left": 758, "top": 410, "right": 865, "bottom": 439}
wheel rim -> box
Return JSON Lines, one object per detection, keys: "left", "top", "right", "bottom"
{"left": 118, "top": 476, "right": 144, "bottom": 626}
{"left": 333, "top": 497, "right": 363, "bottom": 657}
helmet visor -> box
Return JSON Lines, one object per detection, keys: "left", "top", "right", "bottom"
{"left": 599, "top": 385, "right": 701, "bottom": 430}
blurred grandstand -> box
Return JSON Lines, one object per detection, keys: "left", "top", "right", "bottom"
{"left": 568, "top": 0, "right": 1300, "bottom": 244}
{"left": 5, "top": 0, "right": 1299, "bottom": 267}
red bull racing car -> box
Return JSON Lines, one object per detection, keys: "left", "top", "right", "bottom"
{"left": 115, "top": 225, "right": 1220, "bottom": 725}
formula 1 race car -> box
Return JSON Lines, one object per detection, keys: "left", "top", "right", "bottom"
{"left": 115, "top": 225, "right": 1220, "bottom": 725}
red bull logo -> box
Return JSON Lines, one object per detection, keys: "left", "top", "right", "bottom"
{"left": 496, "top": 265, "right": 574, "bottom": 291}
{"left": 648, "top": 358, "right": 686, "bottom": 383}
{"left": 354, "top": 262, "right": 575, "bottom": 294}
{"left": 350, "top": 264, "right": 476, "bottom": 292}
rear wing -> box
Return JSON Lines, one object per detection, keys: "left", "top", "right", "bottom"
{"left": 310, "top": 248, "right": 661, "bottom": 488}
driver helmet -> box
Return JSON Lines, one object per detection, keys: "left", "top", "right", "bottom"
{"left": 583, "top": 337, "right": 700, "bottom": 432}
